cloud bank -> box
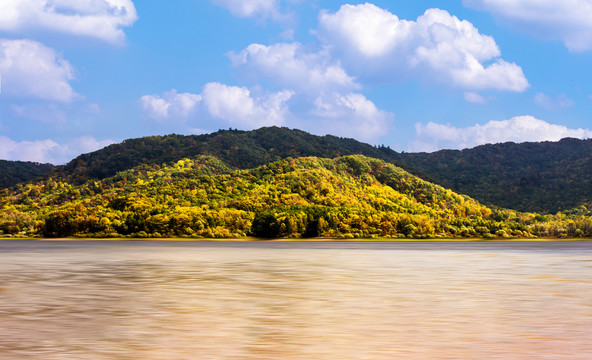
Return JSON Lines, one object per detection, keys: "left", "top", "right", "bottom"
{"left": 0, "top": 0, "right": 138, "bottom": 45}
{"left": 219, "top": 4, "right": 529, "bottom": 143}
{"left": 413, "top": 116, "right": 592, "bottom": 152}
{"left": 310, "top": 92, "right": 393, "bottom": 141}
{"left": 229, "top": 42, "right": 359, "bottom": 94}
{"left": 0, "top": 135, "right": 114, "bottom": 164}
{"left": 140, "top": 90, "right": 202, "bottom": 120}
{"left": 318, "top": 4, "right": 529, "bottom": 91}
{"left": 201, "top": 82, "right": 294, "bottom": 128}
{"left": 140, "top": 83, "right": 392, "bottom": 142}
{"left": 140, "top": 84, "right": 295, "bottom": 129}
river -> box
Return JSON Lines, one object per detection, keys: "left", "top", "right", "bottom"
{"left": 1, "top": 240, "right": 591, "bottom": 359}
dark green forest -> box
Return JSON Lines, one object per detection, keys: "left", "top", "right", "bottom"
{"left": 399, "top": 138, "right": 592, "bottom": 213}
{"left": 56, "top": 127, "right": 396, "bottom": 184}
{"left": 0, "top": 160, "right": 55, "bottom": 189}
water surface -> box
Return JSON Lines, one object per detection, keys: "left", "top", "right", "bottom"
{"left": 1, "top": 240, "right": 591, "bottom": 359}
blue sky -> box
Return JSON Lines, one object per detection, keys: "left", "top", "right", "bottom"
{"left": 1, "top": 0, "right": 591, "bottom": 164}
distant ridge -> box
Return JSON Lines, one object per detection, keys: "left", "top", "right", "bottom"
{"left": 398, "top": 137, "right": 592, "bottom": 213}
{"left": 56, "top": 127, "right": 398, "bottom": 182}
{"left": 0, "top": 160, "right": 55, "bottom": 189}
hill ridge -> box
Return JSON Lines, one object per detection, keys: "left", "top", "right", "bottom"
{"left": 2, "top": 127, "right": 591, "bottom": 213}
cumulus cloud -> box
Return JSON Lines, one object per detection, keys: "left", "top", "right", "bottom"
{"left": 140, "top": 84, "right": 294, "bottom": 128}
{"left": 310, "top": 92, "right": 392, "bottom": 141}
{"left": 0, "top": 0, "right": 138, "bottom": 45}
{"left": 139, "top": 83, "right": 390, "bottom": 142}
{"left": 0, "top": 135, "right": 114, "bottom": 164}
{"left": 318, "top": 4, "right": 529, "bottom": 91}
{"left": 198, "top": 83, "right": 390, "bottom": 141}
{"left": 412, "top": 115, "right": 592, "bottom": 152}
{"left": 140, "top": 90, "right": 202, "bottom": 120}
{"left": 229, "top": 42, "right": 359, "bottom": 93}
{"left": 201, "top": 82, "right": 294, "bottom": 128}
{"left": 0, "top": 39, "right": 78, "bottom": 102}
{"left": 464, "top": 0, "right": 592, "bottom": 52}
{"left": 534, "top": 93, "right": 574, "bottom": 110}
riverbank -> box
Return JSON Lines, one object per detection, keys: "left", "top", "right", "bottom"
{"left": 2, "top": 237, "right": 590, "bottom": 242}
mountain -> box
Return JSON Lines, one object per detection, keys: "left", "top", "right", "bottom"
{"left": 398, "top": 138, "right": 592, "bottom": 213}
{"left": 0, "top": 160, "right": 55, "bottom": 189}
{"left": 0, "top": 154, "right": 540, "bottom": 239}
{"left": 56, "top": 127, "right": 397, "bottom": 183}
{"left": 2, "top": 127, "right": 591, "bottom": 214}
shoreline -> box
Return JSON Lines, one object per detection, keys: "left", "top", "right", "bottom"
{"left": 2, "top": 237, "right": 591, "bottom": 242}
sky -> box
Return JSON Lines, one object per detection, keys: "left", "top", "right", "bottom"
{"left": 0, "top": 0, "right": 591, "bottom": 164}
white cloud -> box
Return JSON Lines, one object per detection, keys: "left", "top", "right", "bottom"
{"left": 534, "top": 93, "right": 574, "bottom": 110}
{"left": 318, "top": 4, "right": 529, "bottom": 91}
{"left": 212, "top": 0, "right": 278, "bottom": 18}
{"left": 310, "top": 92, "right": 392, "bottom": 141}
{"left": 319, "top": 3, "right": 418, "bottom": 60}
{"left": 412, "top": 115, "right": 592, "bottom": 151}
{"left": 0, "top": 0, "right": 138, "bottom": 45}
{"left": 140, "top": 84, "right": 391, "bottom": 143}
{"left": 0, "top": 135, "right": 114, "bottom": 164}
{"left": 201, "top": 82, "right": 294, "bottom": 128}
{"left": 139, "top": 84, "right": 293, "bottom": 128}
{"left": 464, "top": 92, "right": 486, "bottom": 103}
{"left": 140, "top": 89, "right": 202, "bottom": 120}
{"left": 229, "top": 42, "right": 359, "bottom": 94}
{"left": 0, "top": 39, "right": 78, "bottom": 102}
{"left": 464, "top": 0, "right": 592, "bottom": 52}
{"left": 0, "top": 137, "right": 59, "bottom": 163}
{"left": 211, "top": 0, "right": 305, "bottom": 26}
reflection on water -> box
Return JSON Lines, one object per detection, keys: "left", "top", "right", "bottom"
{"left": 0, "top": 240, "right": 591, "bottom": 359}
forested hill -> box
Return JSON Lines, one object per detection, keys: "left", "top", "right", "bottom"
{"left": 0, "top": 160, "right": 55, "bottom": 189}
{"left": 57, "top": 127, "right": 396, "bottom": 183}
{"left": 2, "top": 127, "right": 591, "bottom": 213}
{"left": 3, "top": 154, "right": 590, "bottom": 239}
{"left": 398, "top": 138, "right": 592, "bottom": 213}
{"left": 55, "top": 127, "right": 592, "bottom": 213}
{"left": 0, "top": 155, "right": 542, "bottom": 239}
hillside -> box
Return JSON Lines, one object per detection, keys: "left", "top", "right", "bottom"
{"left": 399, "top": 138, "right": 592, "bottom": 213}
{"left": 56, "top": 127, "right": 396, "bottom": 183}
{"left": 57, "top": 128, "right": 592, "bottom": 213}
{"left": 2, "top": 127, "right": 591, "bottom": 214}
{"left": 0, "top": 160, "right": 55, "bottom": 189}
{"left": 1, "top": 155, "right": 545, "bottom": 239}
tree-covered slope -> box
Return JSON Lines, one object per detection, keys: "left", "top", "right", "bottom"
{"left": 56, "top": 127, "right": 396, "bottom": 183}
{"left": 398, "top": 138, "right": 592, "bottom": 213}
{"left": 0, "top": 160, "right": 55, "bottom": 189}
{"left": 7, "top": 126, "right": 590, "bottom": 214}
{"left": 1, "top": 155, "right": 544, "bottom": 239}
